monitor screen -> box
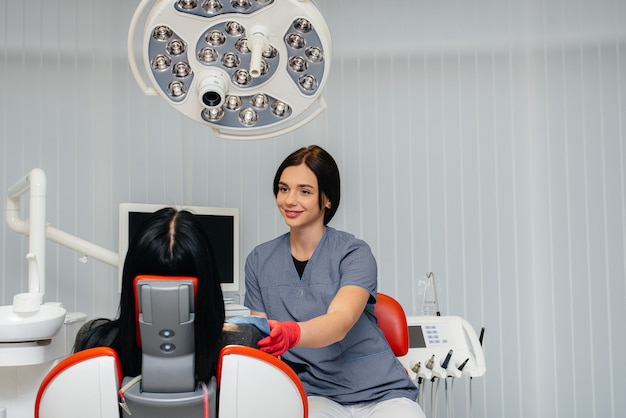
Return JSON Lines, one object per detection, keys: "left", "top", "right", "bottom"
{"left": 118, "top": 203, "right": 239, "bottom": 294}
{"left": 408, "top": 325, "right": 428, "bottom": 348}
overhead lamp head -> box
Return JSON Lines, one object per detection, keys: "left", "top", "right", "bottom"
{"left": 128, "top": 0, "right": 332, "bottom": 140}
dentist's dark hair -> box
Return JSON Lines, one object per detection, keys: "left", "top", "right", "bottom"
{"left": 272, "top": 145, "right": 341, "bottom": 225}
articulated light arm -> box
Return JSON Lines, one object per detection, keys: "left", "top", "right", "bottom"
{"left": 6, "top": 168, "right": 47, "bottom": 295}
{"left": 6, "top": 169, "right": 120, "bottom": 299}
{"left": 1, "top": 168, "right": 118, "bottom": 344}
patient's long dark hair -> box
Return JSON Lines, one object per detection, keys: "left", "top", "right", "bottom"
{"left": 76, "top": 208, "right": 225, "bottom": 382}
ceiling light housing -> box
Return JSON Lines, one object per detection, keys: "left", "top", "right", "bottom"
{"left": 129, "top": 0, "right": 332, "bottom": 140}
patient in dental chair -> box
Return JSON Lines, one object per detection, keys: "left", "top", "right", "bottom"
{"left": 73, "top": 207, "right": 264, "bottom": 383}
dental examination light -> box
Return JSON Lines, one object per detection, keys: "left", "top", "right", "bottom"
{"left": 128, "top": 0, "right": 332, "bottom": 140}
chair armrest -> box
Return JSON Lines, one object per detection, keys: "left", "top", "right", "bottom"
{"left": 217, "top": 345, "right": 308, "bottom": 418}
{"left": 35, "top": 347, "right": 122, "bottom": 418}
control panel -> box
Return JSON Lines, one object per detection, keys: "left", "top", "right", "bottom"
{"left": 397, "top": 315, "right": 485, "bottom": 380}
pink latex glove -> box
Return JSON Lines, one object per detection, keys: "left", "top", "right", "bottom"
{"left": 257, "top": 320, "right": 301, "bottom": 356}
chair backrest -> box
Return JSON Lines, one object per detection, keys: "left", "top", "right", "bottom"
{"left": 35, "top": 347, "right": 122, "bottom": 418}
{"left": 133, "top": 275, "right": 198, "bottom": 392}
{"left": 121, "top": 275, "right": 214, "bottom": 418}
{"left": 374, "top": 293, "right": 409, "bottom": 356}
{"left": 217, "top": 345, "right": 308, "bottom": 418}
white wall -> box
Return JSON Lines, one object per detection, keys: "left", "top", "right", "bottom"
{"left": 1, "top": 1, "right": 625, "bottom": 417}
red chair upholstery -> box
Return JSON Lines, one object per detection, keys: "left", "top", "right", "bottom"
{"left": 374, "top": 293, "right": 409, "bottom": 356}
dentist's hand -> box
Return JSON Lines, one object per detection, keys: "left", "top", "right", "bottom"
{"left": 257, "top": 320, "right": 301, "bottom": 356}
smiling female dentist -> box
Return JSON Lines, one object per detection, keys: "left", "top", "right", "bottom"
{"left": 244, "top": 145, "right": 425, "bottom": 418}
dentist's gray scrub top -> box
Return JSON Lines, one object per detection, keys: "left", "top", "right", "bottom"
{"left": 244, "top": 227, "right": 418, "bottom": 405}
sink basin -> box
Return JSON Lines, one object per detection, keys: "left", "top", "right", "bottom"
{"left": 0, "top": 304, "right": 66, "bottom": 342}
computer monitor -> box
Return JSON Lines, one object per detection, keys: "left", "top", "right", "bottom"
{"left": 118, "top": 203, "right": 239, "bottom": 294}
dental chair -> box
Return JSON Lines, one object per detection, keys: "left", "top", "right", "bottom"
{"left": 35, "top": 275, "right": 308, "bottom": 418}
{"left": 120, "top": 276, "right": 215, "bottom": 417}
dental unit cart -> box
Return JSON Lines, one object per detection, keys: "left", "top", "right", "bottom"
{"left": 397, "top": 315, "right": 486, "bottom": 418}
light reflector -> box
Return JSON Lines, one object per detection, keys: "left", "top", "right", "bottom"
{"left": 129, "top": 0, "right": 331, "bottom": 140}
